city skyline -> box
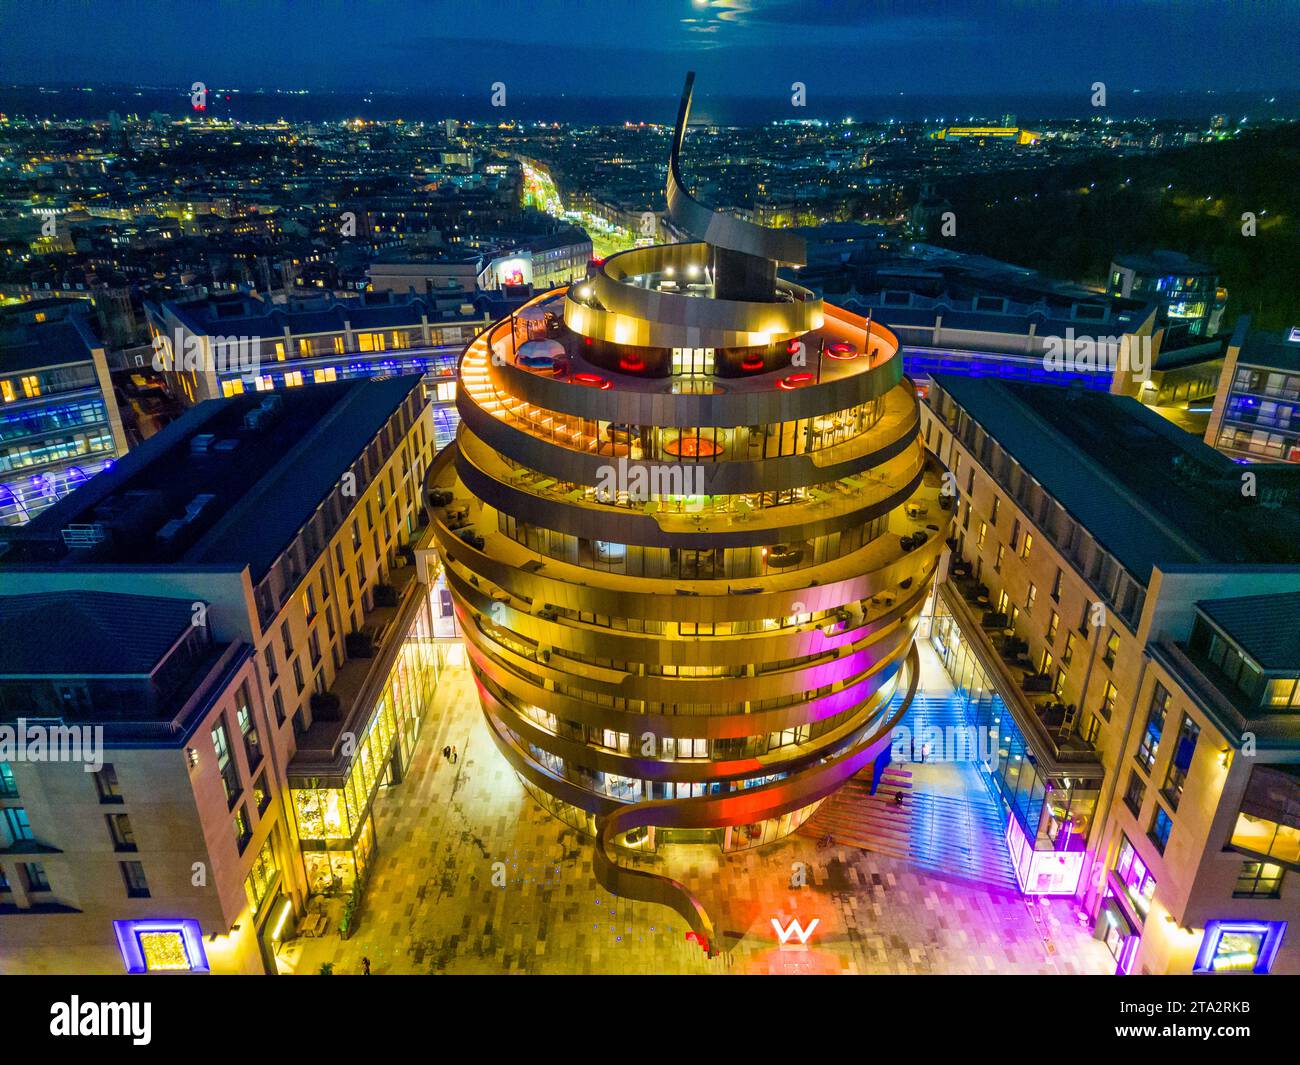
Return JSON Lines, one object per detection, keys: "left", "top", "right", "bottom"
{"left": 1, "top": 1, "right": 1298, "bottom": 1028}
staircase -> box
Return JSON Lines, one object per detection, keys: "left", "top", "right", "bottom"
{"left": 801, "top": 686, "right": 1020, "bottom": 892}
{"left": 900, "top": 688, "right": 969, "bottom": 750}
{"left": 801, "top": 767, "right": 916, "bottom": 861}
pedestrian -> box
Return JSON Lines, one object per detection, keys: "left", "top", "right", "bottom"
{"left": 894, "top": 790, "right": 904, "bottom": 807}
{"left": 442, "top": 744, "right": 451, "bottom": 761}
{"left": 451, "top": 745, "right": 458, "bottom": 764}
{"left": 361, "top": 956, "right": 371, "bottom": 976}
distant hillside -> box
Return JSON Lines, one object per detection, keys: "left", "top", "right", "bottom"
{"left": 927, "top": 125, "right": 1300, "bottom": 329}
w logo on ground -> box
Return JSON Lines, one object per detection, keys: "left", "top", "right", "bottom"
{"left": 771, "top": 917, "right": 820, "bottom": 946}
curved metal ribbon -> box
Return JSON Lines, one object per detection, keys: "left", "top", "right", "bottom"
{"left": 591, "top": 643, "right": 920, "bottom": 958}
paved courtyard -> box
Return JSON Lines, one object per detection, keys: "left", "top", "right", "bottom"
{"left": 280, "top": 655, "right": 1113, "bottom": 975}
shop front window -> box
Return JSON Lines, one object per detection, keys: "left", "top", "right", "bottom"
{"left": 304, "top": 849, "right": 358, "bottom": 895}
{"left": 243, "top": 837, "right": 280, "bottom": 916}
{"left": 1114, "top": 835, "right": 1157, "bottom": 923}
{"left": 292, "top": 787, "right": 351, "bottom": 840}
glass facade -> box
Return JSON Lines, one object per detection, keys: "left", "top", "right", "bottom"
{"left": 243, "top": 837, "right": 280, "bottom": 917}
{"left": 930, "top": 596, "right": 1097, "bottom": 895}
{"left": 290, "top": 588, "right": 447, "bottom": 894}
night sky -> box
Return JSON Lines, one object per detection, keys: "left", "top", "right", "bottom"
{"left": 0, "top": 0, "right": 1295, "bottom": 99}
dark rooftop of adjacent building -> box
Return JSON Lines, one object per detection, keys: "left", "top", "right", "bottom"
{"left": 154, "top": 289, "right": 478, "bottom": 340}
{"left": 0, "top": 302, "right": 102, "bottom": 374}
{"left": 0, "top": 375, "right": 423, "bottom": 580}
{"left": 0, "top": 591, "right": 193, "bottom": 675}
{"left": 1197, "top": 592, "right": 1300, "bottom": 672}
{"left": 1236, "top": 328, "right": 1300, "bottom": 375}
{"left": 1112, "top": 249, "right": 1217, "bottom": 276}
{"left": 931, "top": 374, "right": 1300, "bottom": 583}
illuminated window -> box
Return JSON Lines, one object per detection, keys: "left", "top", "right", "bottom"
{"left": 221, "top": 378, "right": 245, "bottom": 397}
{"left": 1266, "top": 677, "right": 1300, "bottom": 709}
{"left": 976, "top": 521, "right": 987, "bottom": 548}
{"left": 1103, "top": 629, "right": 1120, "bottom": 668}
{"left": 20, "top": 375, "right": 40, "bottom": 398}
{"left": 1231, "top": 812, "right": 1300, "bottom": 864}
{"left": 1148, "top": 804, "right": 1173, "bottom": 854}
{"left": 139, "top": 931, "right": 190, "bottom": 971}
{"left": 314, "top": 367, "right": 337, "bottom": 383}
{"left": 0, "top": 380, "right": 14, "bottom": 402}
{"left": 275, "top": 341, "right": 285, "bottom": 361}
{"left": 1113, "top": 834, "right": 1156, "bottom": 922}
{"left": 1234, "top": 860, "right": 1284, "bottom": 899}
{"left": 1047, "top": 610, "right": 1060, "bottom": 644}
{"left": 1160, "top": 714, "right": 1200, "bottom": 810}
{"left": 114, "top": 919, "right": 209, "bottom": 974}
{"left": 285, "top": 371, "right": 303, "bottom": 387}
{"left": 1099, "top": 680, "right": 1118, "bottom": 721}
{"left": 1194, "top": 921, "right": 1287, "bottom": 974}
{"left": 1020, "top": 532, "right": 1033, "bottom": 560}
{"left": 1136, "top": 683, "right": 1167, "bottom": 769}
{"left": 244, "top": 837, "right": 279, "bottom": 914}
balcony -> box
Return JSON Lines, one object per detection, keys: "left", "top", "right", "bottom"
{"left": 290, "top": 557, "right": 421, "bottom": 776}
{"left": 940, "top": 576, "right": 1099, "bottom": 768}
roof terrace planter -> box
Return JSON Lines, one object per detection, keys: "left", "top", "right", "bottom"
{"left": 309, "top": 690, "right": 343, "bottom": 721}
{"left": 1022, "top": 672, "right": 1054, "bottom": 694}
{"left": 997, "top": 635, "right": 1029, "bottom": 658}
{"left": 344, "top": 631, "right": 374, "bottom": 659}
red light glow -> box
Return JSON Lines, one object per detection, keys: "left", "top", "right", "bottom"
{"left": 778, "top": 373, "right": 815, "bottom": 390}
{"left": 574, "top": 373, "right": 612, "bottom": 390}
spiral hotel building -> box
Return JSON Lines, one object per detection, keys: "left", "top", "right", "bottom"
{"left": 423, "top": 75, "right": 949, "bottom": 948}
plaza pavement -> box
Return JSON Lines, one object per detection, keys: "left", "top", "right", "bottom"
{"left": 279, "top": 655, "right": 1114, "bottom": 976}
